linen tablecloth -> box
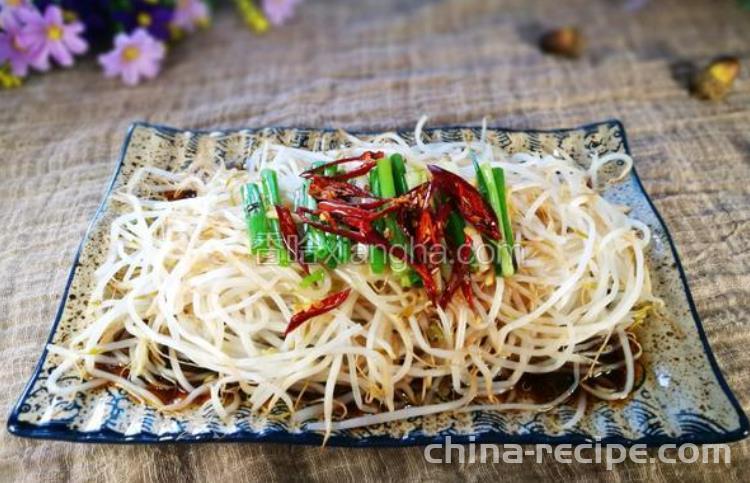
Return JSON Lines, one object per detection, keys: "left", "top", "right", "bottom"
{"left": 1, "top": 0, "right": 748, "bottom": 480}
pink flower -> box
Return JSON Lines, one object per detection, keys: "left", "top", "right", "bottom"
{"left": 262, "top": 0, "right": 302, "bottom": 26}
{"left": 16, "top": 5, "right": 87, "bottom": 70}
{"left": 172, "top": 0, "right": 210, "bottom": 33}
{"left": 0, "top": 7, "right": 33, "bottom": 76}
{"left": 98, "top": 29, "right": 165, "bottom": 86}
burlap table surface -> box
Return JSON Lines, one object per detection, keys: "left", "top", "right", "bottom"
{"left": 1, "top": 0, "right": 749, "bottom": 481}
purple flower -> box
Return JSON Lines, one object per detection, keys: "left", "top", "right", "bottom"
{"left": 0, "top": 0, "right": 30, "bottom": 31}
{"left": 35, "top": 0, "right": 114, "bottom": 46}
{"left": 0, "top": 4, "right": 43, "bottom": 77}
{"left": 172, "top": 0, "right": 210, "bottom": 33}
{"left": 0, "top": 7, "right": 33, "bottom": 76}
{"left": 98, "top": 28, "right": 165, "bottom": 86}
{"left": 113, "top": 1, "right": 174, "bottom": 41}
{"left": 262, "top": 0, "right": 302, "bottom": 26}
{"left": 16, "top": 5, "right": 87, "bottom": 70}
{"left": 0, "top": 0, "right": 33, "bottom": 17}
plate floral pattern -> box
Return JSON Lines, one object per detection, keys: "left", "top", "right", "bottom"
{"left": 7, "top": 120, "right": 748, "bottom": 446}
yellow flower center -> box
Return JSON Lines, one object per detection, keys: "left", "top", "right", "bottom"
{"left": 137, "top": 12, "right": 152, "bottom": 27}
{"left": 122, "top": 46, "right": 141, "bottom": 62}
{"left": 47, "top": 25, "right": 63, "bottom": 41}
{"left": 6, "top": 0, "right": 22, "bottom": 6}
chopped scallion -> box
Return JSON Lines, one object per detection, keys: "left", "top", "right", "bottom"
{"left": 377, "top": 156, "right": 411, "bottom": 285}
{"left": 300, "top": 268, "right": 326, "bottom": 288}
{"left": 368, "top": 170, "right": 387, "bottom": 274}
{"left": 260, "top": 169, "right": 290, "bottom": 267}
{"left": 242, "top": 183, "right": 268, "bottom": 254}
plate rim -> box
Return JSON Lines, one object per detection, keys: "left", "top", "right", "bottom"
{"left": 7, "top": 119, "right": 748, "bottom": 447}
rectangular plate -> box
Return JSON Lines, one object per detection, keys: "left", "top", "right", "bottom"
{"left": 7, "top": 120, "right": 748, "bottom": 446}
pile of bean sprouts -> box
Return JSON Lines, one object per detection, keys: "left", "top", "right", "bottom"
{"left": 47, "top": 119, "right": 661, "bottom": 438}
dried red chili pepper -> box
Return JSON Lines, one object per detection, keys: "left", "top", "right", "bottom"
{"left": 296, "top": 208, "right": 388, "bottom": 245}
{"left": 432, "top": 201, "right": 454, "bottom": 243}
{"left": 439, "top": 270, "right": 462, "bottom": 308}
{"left": 308, "top": 175, "right": 375, "bottom": 200}
{"left": 427, "top": 165, "right": 501, "bottom": 241}
{"left": 457, "top": 236, "right": 475, "bottom": 308}
{"left": 315, "top": 199, "right": 380, "bottom": 220}
{"left": 461, "top": 281, "right": 474, "bottom": 308}
{"left": 403, "top": 182, "right": 432, "bottom": 207}
{"left": 316, "top": 200, "right": 411, "bottom": 237}
{"left": 414, "top": 210, "right": 437, "bottom": 266}
{"left": 410, "top": 263, "right": 438, "bottom": 302}
{"left": 393, "top": 184, "right": 426, "bottom": 236}
{"left": 345, "top": 198, "right": 392, "bottom": 210}
{"left": 327, "top": 161, "right": 378, "bottom": 181}
{"left": 375, "top": 182, "right": 431, "bottom": 241}
{"left": 415, "top": 210, "right": 436, "bottom": 245}
{"left": 439, "top": 235, "right": 473, "bottom": 308}
{"left": 274, "top": 204, "right": 308, "bottom": 274}
{"left": 285, "top": 288, "right": 352, "bottom": 336}
{"left": 300, "top": 151, "right": 385, "bottom": 179}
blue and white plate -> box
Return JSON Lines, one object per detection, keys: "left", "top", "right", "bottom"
{"left": 7, "top": 121, "right": 748, "bottom": 446}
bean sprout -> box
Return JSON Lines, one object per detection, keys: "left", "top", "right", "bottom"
{"left": 48, "top": 120, "right": 658, "bottom": 440}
